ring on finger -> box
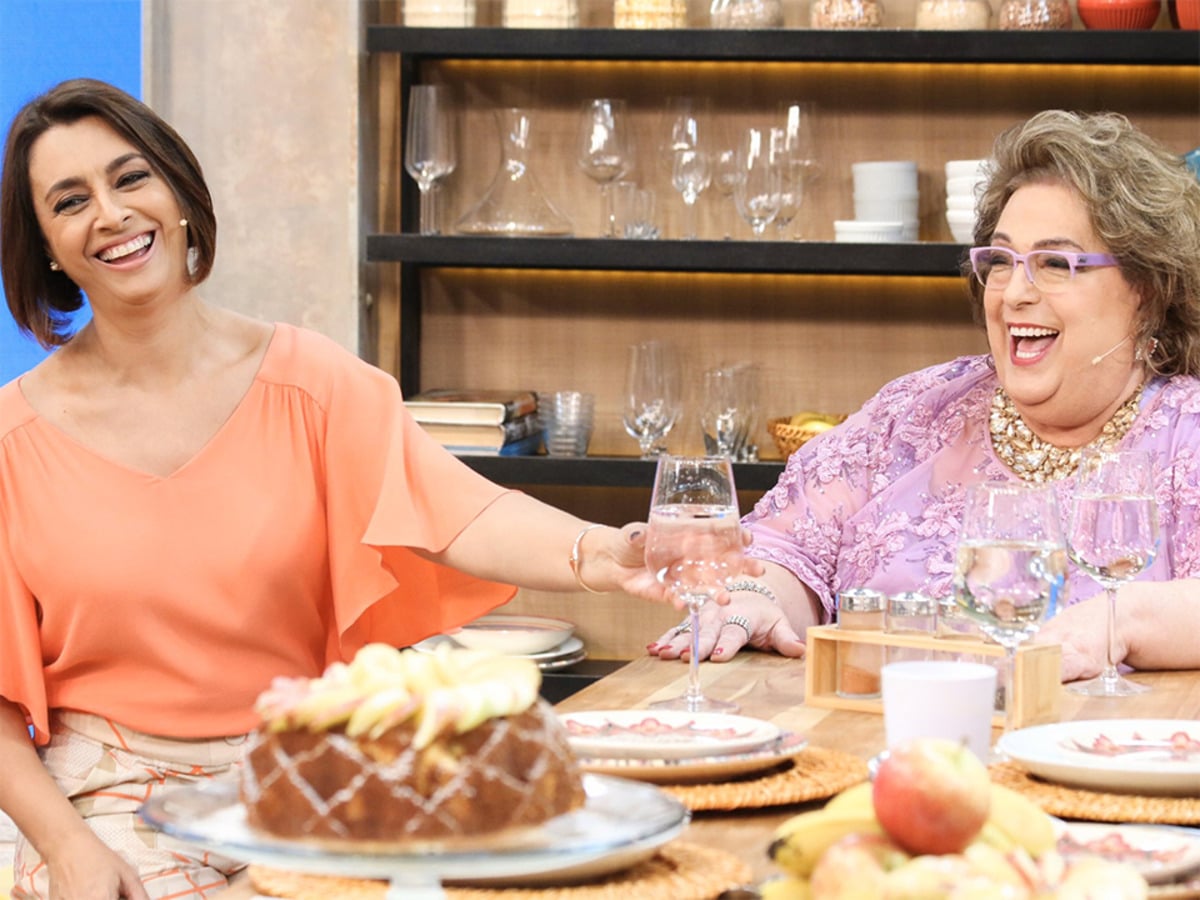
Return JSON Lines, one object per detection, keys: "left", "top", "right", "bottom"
{"left": 673, "top": 619, "right": 691, "bottom": 636}
{"left": 723, "top": 614, "right": 751, "bottom": 638}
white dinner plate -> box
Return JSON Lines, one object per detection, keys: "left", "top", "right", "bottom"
{"left": 579, "top": 731, "right": 809, "bottom": 784}
{"left": 413, "top": 633, "right": 586, "bottom": 669}
{"left": 446, "top": 614, "right": 575, "bottom": 656}
{"left": 139, "top": 774, "right": 688, "bottom": 889}
{"left": 1056, "top": 821, "right": 1200, "bottom": 885}
{"left": 997, "top": 719, "right": 1200, "bottom": 796}
{"left": 559, "top": 710, "right": 782, "bottom": 761}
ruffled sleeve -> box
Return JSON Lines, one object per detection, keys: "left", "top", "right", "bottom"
{"left": 0, "top": 389, "right": 51, "bottom": 742}
{"left": 306, "top": 334, "right": 517, "bottom": 661}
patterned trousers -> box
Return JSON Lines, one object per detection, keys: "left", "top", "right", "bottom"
{"left": 12, "top": 711, "right": 248, "bottom": 899}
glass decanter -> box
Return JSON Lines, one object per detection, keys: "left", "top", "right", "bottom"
{"left": 456, "top": 107, "right": 574, "bottom": 236}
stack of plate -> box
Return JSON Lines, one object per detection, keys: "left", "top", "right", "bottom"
{"left": 558, "top": 709, "right": 808, "bottom": 784}
{"left": 418, "top": 614, "right": 586, "bottom": 671}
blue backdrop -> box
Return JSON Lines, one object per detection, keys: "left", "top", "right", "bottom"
{"left": 0, "top": 0, "right": 141, "bottom": 384}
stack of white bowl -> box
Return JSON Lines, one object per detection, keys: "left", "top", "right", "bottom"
{"left": 945, "top": 159, "right": 987, "bottom": 244}
{"left": 841, "top": 160, "right": 919, "bottom": 243}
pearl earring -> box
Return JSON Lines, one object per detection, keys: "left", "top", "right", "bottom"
{"left": 48, "top": 260, "right": 60, "bottom": 271}
{"left": 179, "top": 218, "right": 188, "bottom": 228}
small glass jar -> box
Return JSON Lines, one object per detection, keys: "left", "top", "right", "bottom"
{"left": 886, "top": 591, "right": 937, "bottom": 664}
{"left": 711, "top": 0, "right": 786, "bottom": 27}
{"left": 836, "top": 588, "right": 885, "bottom": 699}
{"left": 403, "top": 0, "right": 477, "bottom": 26}
{"left": 614, "top": 0, "right": 688, "bottom": 27}
{"left": 810, "top": 0, "right": 885, "bottom": 27}
{"left": 504, "top": 0, "right": 579, "bottom": 25}
{"left": 915, "top": 0, "right": 992, "bottom": 26}
{"left": 997, "top": 0, "right": 1071, "bottom": 28}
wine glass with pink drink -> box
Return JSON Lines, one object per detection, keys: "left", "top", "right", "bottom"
{"left": 644, "top": 455, "right": 744, "bottom": 713}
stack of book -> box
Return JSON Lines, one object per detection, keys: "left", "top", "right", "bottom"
{"left": 405, "top": 389, "right": 543, "bottom": 456}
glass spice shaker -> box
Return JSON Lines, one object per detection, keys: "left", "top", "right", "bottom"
{"left": 885, "top": 591, "right": 937, "bottom": 665}
{"left": 836, "top": 588, "right": 885, "bottom": 699}
{"left": 810, "top": 0, "right": 886, "bottom": 26}
{"left": 997, "top": 0, "right": 1070, "bottom": 28}
{"left": 915, "top": 0, "right": 992, "bottom": 27}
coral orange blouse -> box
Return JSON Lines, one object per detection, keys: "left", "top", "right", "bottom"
{"left": 0, "top": 324, "right": 515, "bottom": 744}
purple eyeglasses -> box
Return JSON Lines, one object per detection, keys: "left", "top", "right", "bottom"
{"left": 969, "top": 246, "right": 1119, "bottom": 293}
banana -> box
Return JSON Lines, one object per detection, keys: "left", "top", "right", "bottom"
{"left": 758, "top": 874, "right": 813, "bottom": 900}
{"left": 769, "top": 809, "right": 885, "bottom": 878}
{"left": 974, "top": 820, "right": 1019, "bottom": 854}
{"left": 821, "top": 780, "right": 874, "bottom": 818}
{"left": 986, "top": 783, "right": 1057, "bottom": 857}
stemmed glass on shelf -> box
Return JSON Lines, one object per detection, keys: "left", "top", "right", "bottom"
{"left": 663, "top": 97, "right": 712, "bottom": 239}
{"left": 404, "top": 84, "right": 457, "bottom": 236}
{"left": 645, "top": 455, "right": 744, "bottom": 713}
{"left": 576, "top": 99, "right": 632, "bottom": 237}
{"left": 953, "top": 481, "right": 1068, "bottom": 733}
{"left": 623, "top": 340, "right": 683, "bottom": 458}
{"left": 732, "top": 126, "right": 783, "bottom": 239}
{"left": 1065, "top": 447, "right": 1160, "bottom": 696}
{"left": 777, "top": 102, "right": 819, "bottom": 239}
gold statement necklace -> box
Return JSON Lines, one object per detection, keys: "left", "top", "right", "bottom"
{"left": 989, "top": 384, "right": 1144, "bottom": 483}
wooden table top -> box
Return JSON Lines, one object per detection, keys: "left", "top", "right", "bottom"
{"left": 216, "top": 654, "right": 1199, "bottom": 897}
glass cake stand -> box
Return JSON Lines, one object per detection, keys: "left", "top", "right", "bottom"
{"left": 139, "top": 774, "right": 689, "bottom": 900}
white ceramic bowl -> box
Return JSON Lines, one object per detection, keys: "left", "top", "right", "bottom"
{"left": 835, "top": 219, "right": 906, "bottom": 243}
{"left": 945, "top": 193, "right": 976, "bottom": 212}
{"left": 854, "top": 193, "right": 919, "bottom": 224}
{"left": 945, "top": 209, "right": 977, "bottom": 244}
{"left": 946, "top": 174, "right": 985, "bottom": 197}
{"left": 944, "top": 159, "right": 987, "bottom": 180}
{"left": 851, "top": 160, "right": 919, "bottom": 196}
{"left": 448, "top": 614, "right": 575, "bottom": 656}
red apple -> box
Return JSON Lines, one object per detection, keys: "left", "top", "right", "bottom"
{"left": 871, "top": 736, "right": 991, "bottom": 856}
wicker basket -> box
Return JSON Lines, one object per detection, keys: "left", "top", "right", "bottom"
{"left": 768, "top": 414, "right": 847, "bottom": 457}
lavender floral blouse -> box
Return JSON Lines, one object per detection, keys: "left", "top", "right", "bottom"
{"left": 744, "top": 355, "right": 1200, "bottom": 622}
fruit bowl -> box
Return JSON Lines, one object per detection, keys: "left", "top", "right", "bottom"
{"left": 1077, "top": 0, "right": 1161, "bottom": 27}
{"left": 768, "top": 413, "right": 848, "bottom": 457}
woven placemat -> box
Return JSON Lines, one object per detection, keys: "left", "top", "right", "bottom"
{"left": 989, "top": 760, "right": 1200, "bottom": 825}
{"left": 249, "top": 840, "right": 751, "bottom": 900}
{"left": 661, "top": 745, "right": 869, "bottom": 812}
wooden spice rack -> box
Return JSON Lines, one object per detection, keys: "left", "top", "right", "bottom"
{"left": 803, "top": 624, "right": 1062, "bottom": 730}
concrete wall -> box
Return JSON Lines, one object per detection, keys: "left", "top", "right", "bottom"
{"left": 142, "top": 0, "right": 365, "bottom": 354}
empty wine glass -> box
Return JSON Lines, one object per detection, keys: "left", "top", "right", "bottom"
{"left": 779, "top": 101, "right": 819, "bottom": 238}
{"left": 732, "top": 126, "right": 782, "bottom": 238}
{"left": 711, "top": 147, "right": 740, "bottom": 239}
{"left": 700, "top": 362, "right": 759, "bottom": 459}
{"left": 953, "top": 481, "right": 1068, "bottom": 733}
{"left": 576, "top": 98, "right": 632, "bottom": 237}
{"left": 662, "top": 98, "right": 711, "bottom": 239}
{"left": 645, "top": 455, "right": 744, "bottom": 713}
{"left": 404, "top": 84, "right": 457, "bottom": 236}
{"left": 622, "top": 340, "right": 682, "bottom": 458}
{"left": 1066, "top": 447, "right": 1160, "bottom": 697}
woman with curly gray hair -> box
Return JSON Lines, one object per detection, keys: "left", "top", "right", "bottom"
{"left": 651, "top": 109, "right": 1200, "bottom": 690}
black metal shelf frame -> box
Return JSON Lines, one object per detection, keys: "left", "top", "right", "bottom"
{"left": 367, "top": 25, "right": 1197, "bottom": 488}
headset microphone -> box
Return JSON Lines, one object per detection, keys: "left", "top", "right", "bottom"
{"left": 1091, "top": 336, "right": 1130, "bottom": 366}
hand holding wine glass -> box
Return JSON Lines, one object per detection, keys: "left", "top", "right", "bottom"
{"left": 576, "top": 98, "right": 631, "bottom": 237}
{"left": 1066, "top": 447, "right": 1160, "bottom": 696}
{"left": 644, "top": 455, "right": 745, "bottom": 713}
{"left": 404, "top": 85, "right": 457, "bottom": 236}
{"left": 953, "top": 481, "right": 1067, "bottom": 733}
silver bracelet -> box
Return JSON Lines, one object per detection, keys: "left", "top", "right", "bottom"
{"left": 726, "top": 579, "right": 779, "bottom": 605}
